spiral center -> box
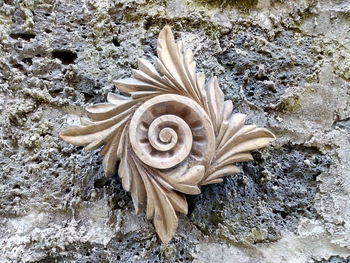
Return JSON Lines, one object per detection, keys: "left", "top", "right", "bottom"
{"left": 148, "top": 115, "right": 182, "bottom": 152}
{"left": 159, "top": 128, "right": 175, "bottom": 143}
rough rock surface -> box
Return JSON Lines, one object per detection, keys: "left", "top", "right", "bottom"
{"left": 0, "top": 0, "right": 350, "bottom": 262}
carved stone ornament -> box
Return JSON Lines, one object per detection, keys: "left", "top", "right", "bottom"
{"left": 60, "top": 26, "right": 276, "bottom": 243}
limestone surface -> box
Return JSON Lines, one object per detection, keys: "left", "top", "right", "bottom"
{"left": 0, "top": 0, "right": 349, "bottom": 262}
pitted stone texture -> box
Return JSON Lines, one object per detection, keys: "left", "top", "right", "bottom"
{"left": 0, "top": 0, "right": 350, "bottom": 262}
{"left": 189, "top": 145, "right": 331, "bottom": 243}
{"left": 218, "top": 30, "right": 320, "bottom": 108}
{"left": 314, "top": 256, "right": 350, "bottom": 263}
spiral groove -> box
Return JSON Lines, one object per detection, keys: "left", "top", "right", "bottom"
{"left": 147, "top": 115, "right": 191, "bottom": 153}
{"left": 129, "top": 94, "right": 215, "bottom": 170}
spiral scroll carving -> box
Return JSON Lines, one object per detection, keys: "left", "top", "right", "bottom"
{"left": 59, "top": 26, "right": 276, "bottom": 243}
{"left": 129, "top": 94, "right": 215, "bottom": 169}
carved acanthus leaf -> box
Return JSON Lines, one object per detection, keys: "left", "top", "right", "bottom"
{"left": 60, "top": 26, "right": 276, "bottom": 243}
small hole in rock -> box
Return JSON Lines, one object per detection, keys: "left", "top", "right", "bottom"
{"left": 52, "top": 50, "right": 77, "bottom": 64}
{"left": 83, "top": 92, "right": 94, "bottom": 102}
{"left": 280, "top": 211, "right": 288, "bottom": 219}
{"left": 112, "top": 37, "right": 120, "bottom": 47}
{"left": 257, "top": 75, "right": 269, "bottom": 81}
{"left": 94, "top": 178, "right": 111, "bottom": 188}
{"left": 13, "top": 64, "right": 24, "bottom": 70}
{"left": 22, "top": 58, "right": 32, "bottom": 65}
{"left": 10, "top": 33, "right": 36, "bottom": 41}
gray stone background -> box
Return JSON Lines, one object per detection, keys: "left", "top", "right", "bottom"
{"left": 0, "top": 0, "right": 349, "bottom": 262}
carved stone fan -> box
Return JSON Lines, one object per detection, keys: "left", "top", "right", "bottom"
{"left": 60, "top": 26, "right": 276, "bottom": 243}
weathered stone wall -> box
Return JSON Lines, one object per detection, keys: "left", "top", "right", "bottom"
{"left": 0, "top": 0, "right": 349, "bottom": 262}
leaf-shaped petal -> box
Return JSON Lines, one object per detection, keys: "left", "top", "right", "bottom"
{"left": 151, "top": 177, "right": 179, "bottom": 244}
{"left": 217, "top": 113, "right": 247, "bottom": 149}
{"left": 119, "top": 145, "right": 131, "bottom": 191}
{"left": 222, "top": 100, "right": 233, "bottom": 121}
{"left": 156, "top": 26, "right": 204, "bottom": 105}
{"left": 113, "top": 78, "right": 162, "bottom": 94}
{"left": 217, "top": 125, "right": 257, "bottom": 158}
{"left": 107, "top": 93, "right": 132, "bottom": 104}
{"left": 60, "top": 120, "right": 123, "bottom": 150}
{"left": 206, "top": 77, "right": 224, "bottom": 134}
{"left": 132, "top": 69, "right": 171, "bottom": 91}
{"left": 133, "top": 160, "right": 180, "bottom": 243}
{"left": 59, "top": 106, "right": 134, "bottom": 148}
{"left": 171, "top": 182, "right": 201, "bottom": 195}
{"left": 128, "top": 156, "right": 147, "bottom": 214}
{"left": 202, "top": 165, "right": 240, "bottom": 185}
{"left": 130, "top": 91, "right": 163, "bottom": 100}
{"left": 166, "top": 190, "right": 188, "bottom": 214}
{"left": 155, "top": 165, "right": 204, "bottom": 195}
{"left": 212, "top": 152, "right": 253, "bottom": 172}
{"left": 86, "top": 100, "right": 137, "bottom": 121}
{"left": 216, "top": 128, "right": 276, "bottom": 164}
{"left": 177, "top": 165, "right": 205, "bottom": 185}
{"left": 102, "top": 125, "right": 126, "bottom": 177}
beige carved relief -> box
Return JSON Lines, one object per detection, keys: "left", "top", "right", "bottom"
{"left": 60, "top": 26, "right": 276, "bottom": 243}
